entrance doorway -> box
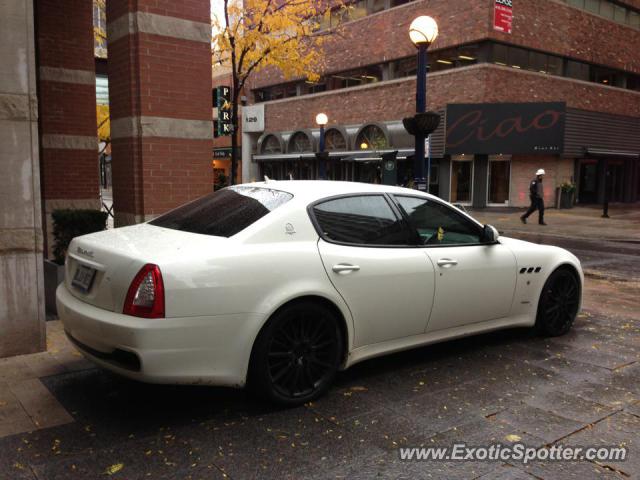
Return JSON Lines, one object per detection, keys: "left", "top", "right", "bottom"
{"left": 578, "top": 160, "right": 598, "bottom": 204}
{"left": 607, "top": 160, "right": 625, "bottom": 202}
{"left": 488, "top": 156, "right": 511, "bottom": 205}
{"left": 450, "top": 156, "right": 473, "bottom": 205}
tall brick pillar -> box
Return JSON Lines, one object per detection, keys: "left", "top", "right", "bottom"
{"left": 36, "top": 0, "right": 101, "bottom": 255}
{"left": 107, "top": 1, "right": 213, "bottom": 226}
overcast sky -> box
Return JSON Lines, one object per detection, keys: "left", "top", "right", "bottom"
{"left": 211, "top": 1, "right": 224, "bottom": 28}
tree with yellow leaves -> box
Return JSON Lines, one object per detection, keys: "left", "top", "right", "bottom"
{"left": 97, "top": 104, "right": 110, "bottom": 146}
{"left": 93, "top": 0, "right": 107, "bottom": 59}
{"left": 213, "top": 0, "right": 345, "bottom": 184}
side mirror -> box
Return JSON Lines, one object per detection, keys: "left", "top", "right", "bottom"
{"left": 482, "top": 224, "right": 499, "bottom": 243}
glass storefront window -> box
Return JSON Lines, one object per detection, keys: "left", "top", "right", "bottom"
{"left": 613, "top": 5, "right": 627, "bottom": 22}
{"left": 508, "top": 47, "right": 529, "bottom": 69}
{"left": 599, "top": 1, "right": 614, "bottom": 18}
{"left": 546, "top": 55, "right": 564, "bottom": 75}
{"left": 585, "top": 0, "right": 600, "bottom": 14}
{"left": 288, "top": 132, "right": 312, "bottom": 153}
{"left": 356, "top": 125, "right": 388, "bottom": 150}
{"left": 261, "top": 135, "right": 282, "bottom": 154}
{"left": 325, "top": 129, "right": 347, "bottom": 151}
{"left": 488, "top": 157, "right": 511, "bottom": 205}
{"left": 491, "top": 43, "right": 508, "bottom": 66}
{"left": 450, "top": 157, "right": 473, "bottom": 204}
{"left": 567, "top": 60, "right": 590, "bottom": 81}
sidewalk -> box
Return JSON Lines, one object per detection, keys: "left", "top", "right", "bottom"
{"left": 469, "top": 204, "right": 640, "bottom": 243}
{"left": 0, "top": 322, "right": 91, "bottom": 438}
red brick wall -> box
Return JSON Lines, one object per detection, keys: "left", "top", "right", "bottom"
{"left": 139, "top": 138, "right": 213, "bottom": 216}
{"left": 38, "top": 82, "right": 97, "bottom": 136}
{"left": 36, "top": 0, "right": 95, "bottom": 71}
{"left": 252, "top": 0, "right": 640, "bottom": 90}
{"left": 252, "top": 0, "right": 492, "bottom": 89}
{"left": 491, "top": 0, "right": 640, "bottom": 74}
{"left": 40, "top": 150, "right": 100, "bottom": 200}
{"left": 510, "top": 155, "right": 573, "bottom": 207}
{"left": 263, "top": 64, "right": 640, "bottom": 132}
{"left": 36, "top": 0, "right": 99, "bottom": 202}
{"left": 108, "top": 0, "right": 208, "bottom": 22}
{"left": 136, "top": 35, "right": 212, "bottom": 119}
{"left": 108, "top": 0, "right": 213, "bottom": 222}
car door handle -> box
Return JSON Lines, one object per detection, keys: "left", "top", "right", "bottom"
{"left": 332, "top": 263, "right": 360, "bottom": 274}
{"left": 437, "top": 258, "right": 458, "bottom": 267}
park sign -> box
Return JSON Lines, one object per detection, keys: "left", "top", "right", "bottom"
{"left": 445, "top": 102, "right": 566, "bottom": 155}
{"left": 216, "top": 86, "right": 232, "bottom": 136}
{"left": 493, "top": 0, "right": 513, "bottom": 34}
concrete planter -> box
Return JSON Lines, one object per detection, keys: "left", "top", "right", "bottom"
{"left": 44, "top": 259, "right": 64, "bottom": 316}
{"left": 559, "top": 190, "right": 575, "bottom": 209}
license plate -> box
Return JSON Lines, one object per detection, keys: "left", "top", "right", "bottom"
{"left": 72, "top": 264, "right": 96, "bottom": 293}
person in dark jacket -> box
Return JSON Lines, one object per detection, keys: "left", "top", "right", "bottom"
{"left": 520, "top": 169, "right": 547, "bottom": 225}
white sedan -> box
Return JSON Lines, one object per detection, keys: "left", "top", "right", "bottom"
{"left": 57, "top": 181, "right": 583, "bottom": 405}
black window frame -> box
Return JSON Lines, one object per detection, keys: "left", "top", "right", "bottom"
{"left": 307, "top": 193, "right": 414, "bottom": 248}
{"left": 389, "top": 194, "right": 497, "bottom": 248}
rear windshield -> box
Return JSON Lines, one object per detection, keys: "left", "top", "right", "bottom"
{"left": 149, "top": 186, "right": 293, "bottom": 237}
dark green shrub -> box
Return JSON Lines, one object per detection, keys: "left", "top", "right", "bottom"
{"left": 52, "top": 209, "right": 108, "bottom": 265}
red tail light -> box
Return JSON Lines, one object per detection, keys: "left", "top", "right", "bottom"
{"left": 123, "top": 264, "right": 165, "bottom": 318}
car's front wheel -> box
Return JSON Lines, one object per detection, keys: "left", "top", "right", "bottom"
{"left": 535, "top": 268, "right": 580, "bottom": 336}
{"left": 249, "top": 301, "right": 343, "bottom": 406}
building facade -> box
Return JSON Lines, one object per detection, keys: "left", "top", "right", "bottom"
{"left": 248, "top": 0, "right": 640, "bottom": 208}
{"left": 1, "top": 0, "right": 213, "bottom": 357}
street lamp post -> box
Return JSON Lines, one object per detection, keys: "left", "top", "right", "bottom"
{"left": 408, "top": 16, "right": 438, "bottom": 190}
{"left": 316, "top": 113, "right": 328, "bottom": 179}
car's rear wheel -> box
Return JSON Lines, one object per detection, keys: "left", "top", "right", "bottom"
{"left": 535, "top": 268, "right": 580, "bottom": 336}
{"left": 249, "top": 301, "right": 343, "bottom": 406}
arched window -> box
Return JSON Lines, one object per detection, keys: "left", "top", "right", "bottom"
{"left": 324, "top": 128, "right": 347, "bottom": 151}
{"left": 356, "top": 125, "right": 388, "bottom": 150}
{"left": 261, "top": 135, "right": 282, "bottom": 154}
{"left": 288, "top": 131, "right": 312, "bottom": 153}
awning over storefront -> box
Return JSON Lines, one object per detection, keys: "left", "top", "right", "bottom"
{"left": 584, "top": 147, "right": 639, "bottom": 159}
{"left": 254, "top": 148, "right": 416, "bottom": 162}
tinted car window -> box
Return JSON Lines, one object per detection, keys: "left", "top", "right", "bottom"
{"left": 313, "top": 195, "right": 408, "bottom": 245}
{"left": 395, "top": 195, "right": 482, "bottom": 245}
{"left": 150, "top": 186, "right": 292, "bottom": 237}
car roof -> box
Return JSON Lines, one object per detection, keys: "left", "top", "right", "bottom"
{"left": 234, "top": 180, "right": 435, "bottom": 203}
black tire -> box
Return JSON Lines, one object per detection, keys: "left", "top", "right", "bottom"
{"left": 249, "top": 300, "right": 343, "bottom": 406}
{"left": 535, "top": 268, "right": 580, "bottom": 337}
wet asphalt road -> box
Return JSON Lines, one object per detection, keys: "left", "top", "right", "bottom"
{"left": 0, "top": 232, "right": 638, "bottom": 480}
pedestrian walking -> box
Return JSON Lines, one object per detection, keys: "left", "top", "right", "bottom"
{"left": 520, "top": 169, "right": 547, "bottom": 225}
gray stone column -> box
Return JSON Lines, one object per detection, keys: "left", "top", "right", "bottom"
{"left": 0, "top": 0, "right": 46, "bottom": 357}
{"left": 242, "top": 131, "right": 260, "bottom": 183}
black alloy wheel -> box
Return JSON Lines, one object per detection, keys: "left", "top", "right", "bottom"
{"left": 250, "top": 301, "right": 342, "bottom": 406}
{"left": 535, "top": 268, "right": 580, "bottom": 336}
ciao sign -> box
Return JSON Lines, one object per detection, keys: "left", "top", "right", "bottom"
{"left": 445, "top": 102, "right": 566, "bottom": 155}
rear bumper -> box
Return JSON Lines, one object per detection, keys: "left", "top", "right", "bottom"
{"left": 56, "top": 284, "right": 262, "bottom": 387}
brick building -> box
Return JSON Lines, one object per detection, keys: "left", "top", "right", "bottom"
{"left": 247, "top": 0, "right": 640, "bottom": 208}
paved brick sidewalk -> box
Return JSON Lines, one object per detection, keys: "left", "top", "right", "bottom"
{"left": 0, "top": 322, "right": 91, "bottom": 438}
{"left": 469, "top": 204, "right": 640, "bottom": 243}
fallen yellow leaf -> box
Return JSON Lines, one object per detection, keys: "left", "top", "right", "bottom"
{"left": 505, "top": 434, "right": 521, "bottom": 442}
{"left": 104, "top": 463, "right": 124, "bottom": 475}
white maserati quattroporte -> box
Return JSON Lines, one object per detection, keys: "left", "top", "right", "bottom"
{"left": 57, "top": 181, "right": 583, "bottom": 405}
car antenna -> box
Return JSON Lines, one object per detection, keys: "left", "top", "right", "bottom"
{"left": 289, "top": 173, "right": 294, "bottom": 181}
{"left": 263, "top": 175, "right": 272, "bottom": 183}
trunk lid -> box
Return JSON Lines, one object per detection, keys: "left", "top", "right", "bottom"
{"left": 65, "top": 223, "right": 230, "bottom": 313}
